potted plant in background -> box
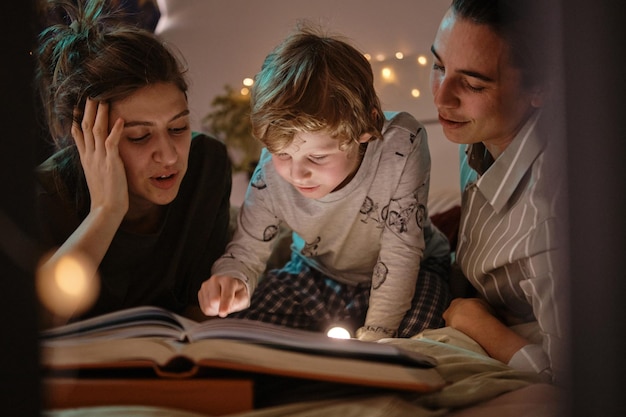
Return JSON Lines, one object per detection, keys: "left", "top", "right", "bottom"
{"left": 202, "top": 85, "right": 262, "bottom": 179}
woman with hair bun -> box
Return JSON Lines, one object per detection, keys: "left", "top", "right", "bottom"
{"left": 34, "top": 0, "right": 232, "bottom": 325}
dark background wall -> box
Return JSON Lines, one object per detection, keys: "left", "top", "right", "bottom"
{"left": 1, "top": 1, "right": 41, "bottom": 415}
{"left": 563, "top": 1, "right": 626, "bottom": 416}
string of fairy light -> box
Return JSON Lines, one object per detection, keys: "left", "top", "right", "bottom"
{"left": 237, "top": 51, "right": 432, "bottom": 101}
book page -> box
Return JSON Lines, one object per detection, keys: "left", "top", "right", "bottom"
{"left": 41, "top": 306, "right": 438, "bottom": 368}
{"left": 185, "top": 318, "right": 437, "bottom": 368}
{"left": 41, "top": 337, "right": 181, "bottom": 368}
{"left": 184, "top": 339, "right": 445, "bottom": 392}
{"left": 40, "top": 306, "right": 196, "bottom": 342}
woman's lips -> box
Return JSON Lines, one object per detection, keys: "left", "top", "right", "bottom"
{"left": 438, "top": 114, "right": 467, "bottom": 129}
{"left": 151, "top": 173, "right": 177, "bottom": 189}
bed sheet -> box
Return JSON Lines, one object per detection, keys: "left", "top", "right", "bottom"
{"left": 223, "top": 327, "right": 562, "bottom": 417}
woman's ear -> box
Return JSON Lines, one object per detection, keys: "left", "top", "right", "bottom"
{"left": 530, "top": 83, "right": 549, "bottom": 108}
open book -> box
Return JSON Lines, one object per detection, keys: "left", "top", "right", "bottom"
{"left": 41, "top": 306, "right": 445, "bottom": 393}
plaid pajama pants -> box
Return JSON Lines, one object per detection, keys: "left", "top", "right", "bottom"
{"left": 231, "top": 254, "right": 450, "bottom": 337}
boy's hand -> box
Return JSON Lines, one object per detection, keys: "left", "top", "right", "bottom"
{"left": 72, "top": 98, "right": 128, "bottom": 217}
{"left": 198, "top": 275, "right": 249, "bottom": 317}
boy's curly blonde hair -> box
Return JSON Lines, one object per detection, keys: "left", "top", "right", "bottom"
{"left": 250, "top": 22, "right": 384, "bottom": 153}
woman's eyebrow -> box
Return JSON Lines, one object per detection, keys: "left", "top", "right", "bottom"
{"left": 170, "top": 109, "right": 190, "bottom": 121}
{"left": 430, "top": 45, "right": 495, "bottom": 83}
{"left": 123, "top": 109, "right": 190, "bottom": 128}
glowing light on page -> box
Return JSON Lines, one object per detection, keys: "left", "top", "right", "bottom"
{"left": 326, "top": 326, "right": 351, "bottom": 339}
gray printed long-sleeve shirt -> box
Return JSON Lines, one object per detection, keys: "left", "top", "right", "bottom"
{"left": 212, "top": 112, "right": 449, "bottom": 335}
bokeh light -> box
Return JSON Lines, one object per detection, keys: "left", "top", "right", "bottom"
{"left": 380, "top": 67, "right": 396, "bottom": 83}
{"left": 36, "top": 252, "right": 100, "bottom": 319}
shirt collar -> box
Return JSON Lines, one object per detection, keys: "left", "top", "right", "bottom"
{"left": 469, "top": 111, "right": 545, "bottom": 213}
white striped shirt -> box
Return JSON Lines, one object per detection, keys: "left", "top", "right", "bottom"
{"left": 456, "top": 112, "right": 567, "bottom": 382}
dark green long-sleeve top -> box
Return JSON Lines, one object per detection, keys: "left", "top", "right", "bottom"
{"left": 36, "top": 133, "right": 232, "bottom": 321}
